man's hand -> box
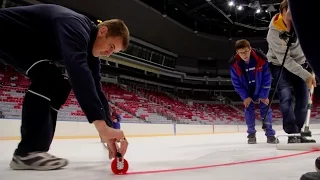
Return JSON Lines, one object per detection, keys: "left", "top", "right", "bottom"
{"left": 93, "top": 120, "right": 124, "bottom": 139}
{"left": 93, "top": 120, "right": 128, "bottom": 158}
{"left": 106, "top": 139, "right": 117, "bottom": 160}
{"left": 259, "top": 98, "right": 269, "bottom": 105}
{"left": 105, "top": 140, "right": 115, "bottom": 159}
{"left": 306, "top": 75, "right": 317, "bottom": 89}
{"left": 243, "top": 97, "right": 252, "bottom": 108}
{"left": 118, "top": 138, "right": 128, "bottom": 158}
{"left": 105, "top": 138, "right": 128, "bottom": 160}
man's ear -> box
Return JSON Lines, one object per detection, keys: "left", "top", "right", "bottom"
{"left": 98, "top": 26, "right": 108, "bottom": 37}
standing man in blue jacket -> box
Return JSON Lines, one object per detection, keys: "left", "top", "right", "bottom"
{"left": 230, "top": 39, "right": 277, "bottom": 144}
{"left": 111, "top": 108, "right": 122, "bottom": 130}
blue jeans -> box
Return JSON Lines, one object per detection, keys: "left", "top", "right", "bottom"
{"left": 270, "top": 64, "right": 309, "bottom": 134}
{"left": 245, "top": 101, "right": 275, "bottom": 137}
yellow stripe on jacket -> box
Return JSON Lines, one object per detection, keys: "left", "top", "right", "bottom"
{"left": 272, "top": 13, "right": 288, "bottom": 48}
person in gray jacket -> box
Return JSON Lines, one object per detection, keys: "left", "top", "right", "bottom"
{"left": 266, "top": 0, "right": 316, "bottom": 144}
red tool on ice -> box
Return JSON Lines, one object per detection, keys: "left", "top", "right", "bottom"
{"left": 111, "top": 152, "right": 129, "bottom": 175}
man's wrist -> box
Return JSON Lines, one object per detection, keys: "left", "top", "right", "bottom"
{"left": 93, "top": 120, "right": 108, "bottom": 133}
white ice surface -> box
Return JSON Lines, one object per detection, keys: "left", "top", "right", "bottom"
{"left": 1, "top": 131, "right": 320, "bottom": 180}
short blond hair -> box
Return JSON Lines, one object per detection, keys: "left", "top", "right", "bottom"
{"left": 97, "top": 19, "right": 130, "bottom": 50}
{"left": 280, "top": 0, "right": 288, "bottom": 14}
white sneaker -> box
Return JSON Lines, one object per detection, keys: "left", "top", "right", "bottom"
{"left": 10, "top": 152, "right": 68, "bottom": 170}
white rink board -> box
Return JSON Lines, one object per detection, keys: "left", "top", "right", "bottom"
{"left": 2, "top": 118, "right": 320, "bottom": 139}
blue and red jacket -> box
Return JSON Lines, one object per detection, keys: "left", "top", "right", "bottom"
{"left": 229, "top": 48, "right": 271, "bottom": 101}
{"left": 111, "top": 112, "right": 121, "bottom": 129}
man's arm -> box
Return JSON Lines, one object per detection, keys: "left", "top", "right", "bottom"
{"left": 89, "top": 57, "right": 113, "bottom": 127}
{"left": 254, "top": 49, "right": 272, "bottom": 99}
{"left": 230, "top": 66, "right": 249, "bottom": 100}
{"left": 53, "top": 17, "right": 106, "bottom": 123}
{"left": 258, "top": 62, "right": 272, "bottom": 99}
{"left": 267, "top": 29, "right": 311, "bottom": 81}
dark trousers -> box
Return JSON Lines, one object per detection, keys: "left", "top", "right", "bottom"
{"left": 269, "top": 64, "right": 308, "bottom": 134}
{"left": 14, "top": 61, "right": 71, "bottom": 155}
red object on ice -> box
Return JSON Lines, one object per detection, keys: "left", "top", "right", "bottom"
{"left": 111, "top": 153, "right": 129, "bottom": 175}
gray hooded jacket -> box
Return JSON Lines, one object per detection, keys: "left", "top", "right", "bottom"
{"left": 266, "top": 13, "right": 311, "bottom": 81}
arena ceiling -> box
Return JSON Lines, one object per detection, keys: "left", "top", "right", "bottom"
{"left": 9, "top": 0, "right": 278, "bottom": 59}
{"left": 138, "top": 0, "right": 282, "bottom": 38}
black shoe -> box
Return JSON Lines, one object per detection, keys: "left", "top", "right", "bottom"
{"left": 288, "top": 136, "right": 301, "bottom": 143}
{"left": 267, "top": 136, "right": 279, "bottom": 144}
{"left": 300, "top": 172, "right": 320, "bottom": 180}
{"left": 247, "top": 133, "right": 257, "bottom": 144}
{"left": 300, "top": 136, "right": 316, "bottom": 143}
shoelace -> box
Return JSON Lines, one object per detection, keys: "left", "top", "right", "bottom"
{"left": 29, "top": 152, "right": 57, "bottom": 159}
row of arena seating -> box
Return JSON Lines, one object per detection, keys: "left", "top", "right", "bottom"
{"left": 1, "top": 64, "right": 320, "bottom": 125}
{"left": 134, "top": 88, "right": 244, "bottom": 124}
{"left": 0, "top": 65, "right": 138, "bottom": 123}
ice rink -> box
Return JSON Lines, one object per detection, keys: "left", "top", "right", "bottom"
{"left": 1, "top": 131, "right": 320, "bottom": 180}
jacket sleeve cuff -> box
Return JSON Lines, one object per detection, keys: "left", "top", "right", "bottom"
{"left": 259, "top": 94, "right": 269, "bottom": 99}
{"left": 241, "top": 95, "right": 249, "bottom": 100}
{"left": 301, "top": 69, "right": 312, "bottom": 82}
{"left": 86, "top": 108, "right": 106, "bottom": 123}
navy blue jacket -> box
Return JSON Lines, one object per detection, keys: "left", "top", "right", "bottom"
{"left": 0, "top": 4, "right": 112, "bottom": 126}
{"left": 229, "top": 48, "right": 272, "bottom": 101}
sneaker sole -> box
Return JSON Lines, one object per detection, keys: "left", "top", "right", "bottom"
{"left": 9, "top": 159, "right": 68, "bottom": 171}
{"left": 267, "top": 142, "right": 279, "bottom": 144}
{"left": 248, "top": 142, "right": 257, "bottom": 144}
